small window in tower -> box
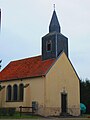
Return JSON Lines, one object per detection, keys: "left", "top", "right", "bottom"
{"left": 46, "top": 41, "right": 52, "bottom": 51}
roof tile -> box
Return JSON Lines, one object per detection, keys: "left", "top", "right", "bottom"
{"left": 0, "top": 55, "right": 55, "bottom": 81}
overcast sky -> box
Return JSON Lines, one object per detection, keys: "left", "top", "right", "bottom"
{"left": 0, "top": 0, "right": 90, "bottom": 80}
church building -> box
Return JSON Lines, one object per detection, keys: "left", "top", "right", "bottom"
{"left": 0, "top": 9, "right": 80, "bottom": 116}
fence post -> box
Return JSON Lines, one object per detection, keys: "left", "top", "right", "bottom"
{"left": 19, "top": 106, "right": 22, "bottom": 117}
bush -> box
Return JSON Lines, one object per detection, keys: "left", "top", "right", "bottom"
{"left": 0, "top": 108, "right": 8, "bottom": 116}
{"left": 0, "top": 107, "right": 16, "bottom": 116}
{"left": 8, "top": 108, "right": 16, "bottom": 116}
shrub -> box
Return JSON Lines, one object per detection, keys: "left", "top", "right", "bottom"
{"left": 1, "top": 108, "right": 8, "bottom": 116}
{"left": 8, "top": 108, "right": 16, "bottom": 116}
{"left": 0, "top": 107, "right": 16, "bottom": 116}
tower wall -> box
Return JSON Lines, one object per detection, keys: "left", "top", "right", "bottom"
{"left": 42, "top": 34, "right": 57, "bottom": 60}
{"left": 57, "top": 34, "right": 68, "bottom": 57}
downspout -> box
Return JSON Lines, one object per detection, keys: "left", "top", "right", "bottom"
{"left": 42, "top": 75, "right": 46, "bottom": 108}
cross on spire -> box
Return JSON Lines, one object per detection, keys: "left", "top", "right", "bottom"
{"left": 53, "top": 4, "right": 55, "bottom": 10}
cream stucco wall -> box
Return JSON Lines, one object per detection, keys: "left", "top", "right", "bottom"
{"left": 0, "top": 77, "right": 45, "bottom": 113}
{"left": 45, "top": 52, "right": 80, "bottom": 116}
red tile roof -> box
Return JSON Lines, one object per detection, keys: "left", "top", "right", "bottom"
{"left": 0, "top": 56, "right": 55, "bottom": 81}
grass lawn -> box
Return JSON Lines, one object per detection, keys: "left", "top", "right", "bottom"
{"left": 61, "top": 118, "right": 90, "bottom": 119}
{"left": 0, "top": 113, "right": 90, "bottom": 119}
{"left": 0, "top": 112, "right": 41, "bottom": 119}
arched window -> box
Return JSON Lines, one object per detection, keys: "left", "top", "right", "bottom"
{"left": 19, "top": 84, "right": 24, "bottom": 101}
{"left": 7, "top": 85, "right": 12, "bottom": 101}
{"left": 13, "top": 84, "right": 18, "bottom": 101}
{"left": 46, "top": 40, "right": 52, "bottom": 51}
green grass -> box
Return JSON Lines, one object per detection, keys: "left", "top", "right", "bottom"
{"left": 0, "top": 113, "right": 90, "bottom": 119}
{"left": 0, "top": 112, "right": 41, "bottom": 119}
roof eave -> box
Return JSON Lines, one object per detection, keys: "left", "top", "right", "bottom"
{"left": 0, "top": 75, "right": 46, "bottom": 82}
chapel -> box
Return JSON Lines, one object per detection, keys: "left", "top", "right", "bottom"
{"left": 0, "top": 9, "right": 80, "bottom": 116}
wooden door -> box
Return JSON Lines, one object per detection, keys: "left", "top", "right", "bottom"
{"left": 61, "top": 93, "right": 67, "bottom": 113}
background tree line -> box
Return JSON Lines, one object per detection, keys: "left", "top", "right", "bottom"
{"left": 80, "top": 78, "right": 90, "bottom": 113}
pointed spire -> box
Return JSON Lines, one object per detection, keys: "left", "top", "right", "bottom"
{"left": 49, "top": 10, "right": 61, "bottom": 33}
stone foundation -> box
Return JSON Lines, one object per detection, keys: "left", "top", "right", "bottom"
{"left": 36, "top": 106, "right": 80, "bottom": 117}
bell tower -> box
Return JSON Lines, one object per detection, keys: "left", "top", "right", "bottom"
{"left": 42, "top": 9, "right": 68, "bottom": 60}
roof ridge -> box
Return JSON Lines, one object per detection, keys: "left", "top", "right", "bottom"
{"left": 11, "top": 55, "right": 41, "bottom": 63}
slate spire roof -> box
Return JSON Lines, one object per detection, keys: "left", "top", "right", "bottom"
{"left": 49, "top": 10, "right": 61, "bottom": 33}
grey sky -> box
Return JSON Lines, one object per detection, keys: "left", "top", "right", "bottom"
{"left": 0, "top": 0, "right": 90, "bottom": 79}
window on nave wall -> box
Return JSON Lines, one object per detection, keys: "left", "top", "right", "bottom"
{"left": 13, "top": 84, "right": 18, "bottom": 101}
{"left": 19, "top": 83, "right": 24, "bottom": 101}
{"left": 7, "top": 85, "right": 12, "bottom": 101}
{"left": 6, "top": 83, "right": 24, "bottom": 102}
